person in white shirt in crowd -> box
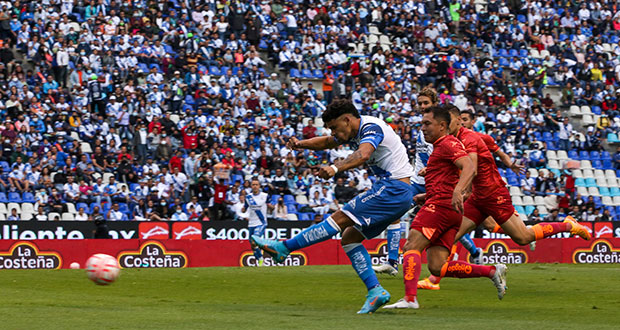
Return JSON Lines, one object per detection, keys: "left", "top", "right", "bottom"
{"left": 107, "top": 203, "right": 127, "bottom": 221}
{"left": 171, "top": 205, "right": 189, "bottom": 221}
{"left": 75, "top": 207, "right": 88, "bottom": 221}
{"left": 309, "top": 190, "right": 329, "bottom": 215}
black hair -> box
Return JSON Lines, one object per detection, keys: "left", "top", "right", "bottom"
{"left": 321, "top": 99, "right": 360, "bottom": 123}
{"left": 460, "top": 110, "right": 475, "bottom": 121}
{"left": 443, "top": 103, "right": 460, "bottom": 117}
{"left": 424, "top": 106, "right": 451, "bottom": 127}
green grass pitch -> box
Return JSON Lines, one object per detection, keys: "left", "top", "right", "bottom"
{"left": 1, "top": 264, "right": 619, "bottom": 329}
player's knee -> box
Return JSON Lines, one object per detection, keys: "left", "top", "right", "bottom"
{"left": 512, "top": 235, "right": 532, "bottom": 246}
{"left": 428, "top": 263, "right": 444, "bottom": 277}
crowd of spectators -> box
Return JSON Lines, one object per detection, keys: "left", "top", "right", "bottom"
{"left": 0, "top": 0, "right": 618, "bottom": 221}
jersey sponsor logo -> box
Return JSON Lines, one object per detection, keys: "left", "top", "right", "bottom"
{"left": 139, "top": 222, "right": 170, "bottom": 239}
{"left": 403, "top": 257, "right": 417, "bottom": 280}
{"left": 118, "top": 241, "right": 187, "bottom": 268}
{"left": 361, "top": 185, "right": 386, "bottom": 203}
{"left": 594, "top": 222, "right": 613, "bottom": 238}
{"left": 363, "top": 130, "right": 378, "bottom": 136}
{"left": 0, "top": 242, "right": 61, "bottom": 269}
{"left": 497, "top": 196, "right": 506, "bottom": 205}
{"left": 239, "top": 251, "right": 307, "bottom": 267}
{"left": 302, "top": 226, "right": 331, "bottom": 243}
{"left": 472, "top": 241, "right": 528, "bottom": 264}
{"left": 172, "top": 222, "right": 203, "bottom": 240}
{"left": 446, "top": 262, "right": 472, "bottom": 275}
{"left": 351, "top": 250, "right": 369, "bottom": 273}
{"left": 573, "top": 240, "right": 620, "bottom": 264}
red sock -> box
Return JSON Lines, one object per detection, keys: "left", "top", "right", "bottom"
{"left": 440, "top": 260, "right": 495, "bottom": 278}
{"left": 531, "top": 222, "right": 571, "bottom": 240}
{"left": 428, "top": 274, "right": 442, "bottom": 284}
{"left": 403, "top": 250, "right": 422, "bottom": 301}
{"left": 492, "top": 224, "right": 505, "bottom": 234}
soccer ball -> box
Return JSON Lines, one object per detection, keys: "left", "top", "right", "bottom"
{"left": 86, "top": 254, "right": 120, "bottom": 285}
{"left": 70, "top": 262, "right": 80, "bottom": 269}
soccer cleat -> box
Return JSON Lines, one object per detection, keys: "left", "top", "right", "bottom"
{"left": 383, "top": 297, "right": 419, "bottom": 309}
{"left": 417, "top": 277, "right": 440, "bottom": 290}
{"left": 472, "top": 248, "right": 484, "bottom": 265}
{"left": 563, "top": 216, "right": 591, "bottom": 240}
{"left": 250, "top": 235, "right": 290, "bottom": 263}
{"left": 529, "top": 241, "right": 536, "bottom": 251}
{"left": 372, "top": 263, "right": 398, "bottom": 276}
{"left": 491, "top": 263, "right": 508, "bottom": 300}
{"left": 357, "top": 286, "right": 391, "bottom": 314}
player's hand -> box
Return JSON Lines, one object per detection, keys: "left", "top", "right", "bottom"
{"left": 318, "top": 165, "right": 336, "bottom": 179}
{"left": 452, "top": 190, "right": 464, "bottom": 214}
{"left": 418, "top": 167, "right": 427, "bottom": 177}
{"left": 413, "top": 193, "right": 426, "bottom": 205}
{"left": 287, "top": 137, "right": 302, "bottom": 150}
{"left": 510, "top": 162, "right": 526, "bottom": 175}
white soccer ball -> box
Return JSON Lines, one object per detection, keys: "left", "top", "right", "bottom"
{"left": 86, "top": 254, "right": 120, "bottom": 285}
{"left": 70, "top": 262, "right": 80, "bottom": 269}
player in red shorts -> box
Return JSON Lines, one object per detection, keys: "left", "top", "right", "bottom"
{"left": 446, "top": 105, "right": 590, "bottom": 246}
{"left": 384, "top": 106, "right": 507, "bottom": 309}
{"left": 418, "top": 106, "right": 591, "bottom": 291}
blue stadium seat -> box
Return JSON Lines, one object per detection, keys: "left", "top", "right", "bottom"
{"left": 77, "top": 203, "right": 90, "bottom": 214}
{"left": 600, "top": 187, "right": 611, "bottom": 197}
{"left": 258, "top": 39, "right": 268, "bottom": 50}
{"left": 232, "top": 66, "right": 241, "bottom": 75}
{"left": 602, "top": 159, "right": 613, "bottom": 170}
{"left": 130, "top": 183, "right": 140, "bottom": 192}
{"left": 559, "top": 34, "right": 568, "bottom": 41}
{"left": 498, "top": 49, "right": 508, "bottom": 57}
{"left": 198, "top": 65, "right": 208, "bottom": 74}
{"left": 574, "top": 178, "right": 586, "bottom": 187}
{"left": 149, "top": 63, "right": 161, "bottom": 72}
{"left": 90, "top": 203, "right": 101, "bottom": 214}
{"left": 163, "top": 44, "right": 176, "bottom": 54}
{"left": 312, "top": 69, "right": 324, "bottom": 79}
{"left": 593, "top": 196, "right": 603, "bottom": 208}
{"left": 616, "top": 206, "right": 620, "bottom": 215}
{"left": 138, "top": 63, "right": 149, "bottom": 72}
{"left": 515, "top": 205, "right": 526, "bottom": 214}
{"left": 519, "top": 49, "right": 529, "bottom": 57}
{"left": 610, "top": 187, "right": 620, "bottom": 197}
{"left": 546, "top": 141, "right": 557, "bottom": 150}
{"left": 590, "top": 151, "right": 601, "bottom": 160}
{"left": 499, "top": 58, "right": 509, "bottom": 67}
{"left": 591, "top": 106, "right": 602, "bottom": 115}
{"left": 22, "top": 192, "right": 35, "bottom": 203}
{"left": 579, "top": 151, "right": 589, "bottom": 160}
{"left": 549, "top": 169, "right": 561, "bottom": 178}
{"left": 517, "top": 15, "right": 526, "bottom": 23}
{"left": 286, "top": 204, "right": 297, "bottom": 213}
{"left": 525, "top": 205, "right": 535, "bottom": 215}
{"left": 509, "top": 49, "right": 519, "bottom": 57}
{"left": 283, "top": 195, "right": 295, "bottom": 205}
{"left": 8, "top": 192, "right": 21, "bottom": 203}
{"left": 592, "top": 160, "right": 603, "bottom": 169}
{"left": 507, "top": 176, "right": 520, "bottom": 186}
{"left": 290, "top": 69, "right": 301, "bottom": 78}
{"left": 301, "top": 69, "right": 313, "bottom": 78}
{"left": 209, "top": 66, "right": 222, "bottom": 76}
{"left": 271, "top": 195, "right": 279, "bottom": 205}
{"left": 335, "top": 70, "right": 345, "bottom": 77}
{"left": 585, "top": 178, "right": 597, "bottom": 187}
{"left": 119, "top": 203, "right": 130, "bottom": 214}
{"left": 232, "top": 174, "right": 244, "bottom": 184}
{"left": 0, "top": 192, "right": 7, "bottom": 203}
{"left": 601, "top": 151, "right": 611, "bottom": 160}
{"left": 185, "top": 95, "right": 195, "bottom": 105}
{"left": 611, "top": 35, "right": 620, "bottom": 44}
{"left": 221, "top": 66, "right": 230, "bottom": 75}
{"left": 608, "top": 133, "right": 620, "bottom": 143}
{"left": 568, "top": 150, "right": 579, "bottom": 160}
{"left": 0, "top": 161, "right": 9, "bottom": 172}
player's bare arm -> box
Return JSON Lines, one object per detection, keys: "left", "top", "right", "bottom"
{"left": 319, "top": 143, "right": 375, "bottom": 179}
{"left": 452, "top": 156, "right": 476, "bottom": 214}
{"left": 287, "top": 136, "right": 340, "bottom": 150}
{"left": 496, "top": 149, "right": 526, "bottom": 175}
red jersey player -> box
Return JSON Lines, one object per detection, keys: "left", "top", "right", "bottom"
{"left": 445, "top": 105, "right": 590, "bottom": 248}
{"left": 384, "top": 106, "right": 507, "bottom": 310}
{"left": 418, "top": 105, "right": 591, "bottom": 292}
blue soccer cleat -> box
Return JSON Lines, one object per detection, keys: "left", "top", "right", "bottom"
{"left": 357, "top": 286, "right": 391, "bottom": 314}
{"left": 250, "top": 235, "right": 290, "bottom": 263}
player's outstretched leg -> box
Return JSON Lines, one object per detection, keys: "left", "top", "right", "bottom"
{"left": 459, "top": 233, "right": 483, "bottom": 265}
{"left": 253, "top": 247, "right": 264, "bottom": 266}
{"left": 251, "top": 216, "right": 341, "bottom": 263}
{"left": 372, "top": 222, "right": 401, "bottom": 276}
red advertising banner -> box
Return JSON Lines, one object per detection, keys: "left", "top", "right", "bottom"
{"left": 0, "top": 238, "right": 619, "bottom": 269}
